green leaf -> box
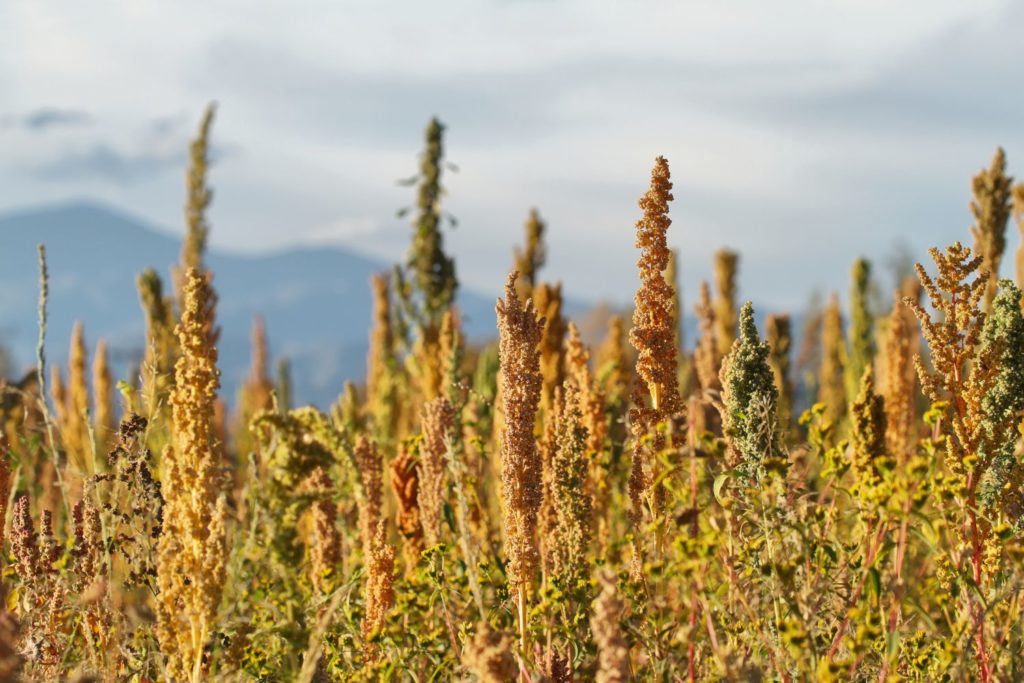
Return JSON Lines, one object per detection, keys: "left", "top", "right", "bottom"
{"left": 868, "top": 567, "right": 881, "bottom": 598}
{"left": 713, "top": 472, "right": 732, "bottom": 506}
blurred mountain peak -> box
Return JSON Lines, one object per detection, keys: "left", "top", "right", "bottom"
{"left": 0, "top": 200, "right": 498, "bottom": 407}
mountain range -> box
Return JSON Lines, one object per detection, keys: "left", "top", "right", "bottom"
{"left": 0, "top": 201, "right": 501, "bottom": 408}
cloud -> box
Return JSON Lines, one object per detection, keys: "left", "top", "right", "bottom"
{"left": 191, "top": 40, "right": 573, "bottom": 149}
{"left": 34, "top": 144, "right": 183, "bottom": 184}
{"left": 193, "top": 37, "right": 840, "bottom": 154}
{"left": 23, "top": 107, "right": 93, "bottom": 131}
{"left": 718, "top": 3, "right": 1024, "bottom": 138}
{"left": 0, "top": 107, "right": 94, "bottom": 132}
{"left": 148, "top": 114, "right": 188, "bottom": 137}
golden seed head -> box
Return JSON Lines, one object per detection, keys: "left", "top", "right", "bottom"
{"left": 389, "top": 446, "right": 423, "bottom": 564}
{"left": 629, "top": 156, "right": 682, "bottom": 421}
{"left": 693, "top": 280, "right": 721, "bottom": 395}
{"left": 156, "top": 267, "right": 227, "bottom": 681}
{"left": 818, "top": 293, "right": 846, "bottom": 425}
{"left": 495, "top": 270, "right": 545, "bottom": 592}
{"left": 513, "top": 208, "right": 547, "bottom": 302}
{"left": 419, "top": 397, "right": 456, "bottom": 549}
{"left": 713, "top": 248, "right": 740, "bottom": 357}
{"left": 362, "top": 520, "right": 396, "bottom": 648}
{"left": 592, "top": 569, "right": 630, "bottom": 683}
{"left": 462, "top": 622, "right": 517, "bottom": 682}
{"left": 355, "top": 434, "right": 384, "bottom": 554}
{"left": 969, "top": 147, "right": 1013, "bottom": 310}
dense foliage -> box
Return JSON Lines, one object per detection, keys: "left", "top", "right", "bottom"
{"left": 1, "top": 116, "right": 1024, "bottom": 682}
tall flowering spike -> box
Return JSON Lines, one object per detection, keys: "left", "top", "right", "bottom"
{"left": 234, "top": 316, "right": 274, "bottom": 461}
{"left": 11, "top": 495, "right": 40, "bottom": 581}
{"left": 495, "top": 271, "right": 545, "bottom": 595}
{"left": 399, "top": 119, "right": 458, "bottom": 411}
{"left": 39, "top": 509, "right": 59, "bottom": 569}
{"left": 880, "top": 293, "right": 918, "bottom": 461}
{"left": 156, "top": 267, "right": 227, "bottom": 683}
{"left": 693, "top": 280, "right": 720, "bottom": 395}
{"left": 549, "top": 382, "right": 592, "bottom": 586}
{"left": 849, "top": 367, "right": 891, "bottom": 515}
{"left": 49, "top": 363, "right": 70, "bottom": 511}
{"left": 366, "top": 273, "right": 398, "bottom": 439}
{"left": 513, "top": 208, "right": 547, "bottom": 302}
{"left": 334, "top": 380, "right": 363, "bottom": 435}
{"left": 904, "top": 243, "right": 987, "bottom": 419}
{"left": 137, "top": 267, "right": 176, "bottom": 419}
{"left": 592, "top": 570, "right": 630, "bottom": 683}
{"left": 92, "top": 338, "right": 115, "bottom": 457}
{"left": 764, "top": 313, "right": 793, "bottom": 427}
{"left": 77, "top": 498, "right": 105, "bottom": 586}
{"left": 138, "top": 267, "right": 174, "bottom": 346}
{"left": 719, "top": 302, "right": 780, "bottom": 475}
{"left": 534, "top": 282, "right": 567, "bottom": 415}
{"left": 666, "top": 247, "right": 683, "bottom": 357}
{"left": 538, "top": 400, "right": 561, "bottom": 579}
{"left": 845, "top": 257, "right": 875, "bottom": 405}
{"left": 565, "top": 322, "right": 607, "bottom": 456}
{"left": 276, "top": 357, "right": 293, "bottom": 412}
{"left": 407, "top": 117, "right": 458, "bottom": 332}
{"left": 470, "top": 344, "right": 500, "bottom": 441}
{"left": 181, "top": 103, "right": 216, "bottom": 278}
{"left": 389, "top": 446, "right": 422, "bottom": 566}
{"left": 67, "top": 321, "right": 91, "bottom": 475}
{"left": 969, "top": 148, "right": 1014, "bottom": 310}
{"left": 176, "top": 105, "right": 221, "bottom": 362}
{"left": 629, "top": 156, "right": 681, "bottom": 418}
{"left": 818, "top": 293, "right": 846, "bottom": 425}
{"left": 362, "top": 520, "right": 396, "bottom": 648}
{"left": 713, "top": 248, "right": 739, "bottom": 357}
{"left": 354, "top": 435, "right": 383, "bottom": 555}
{"left": 903, "top": 243, "right": 994, "bottom": 488}
{"left": 419, "top": 397, "right": 455, "bottom": 549}
{"left": 247, "top": 315, "right": 271, "bottom": 397}
{"left": 596, "top": 314, "right": 630, "bottom": 407}
{"left": 794, "top": 295, "right": 824, "bottom": 395}
{"left": 438, "top": 307, "right": 465, "bottom": 403}
{"left": 566, "top": 323, "right": 611, "bottom": 551}
{"left": 903, "top": 247, "right": 1017, "bottom": 678}
{"left": 628, "top": 156, "right": 682, "bottom": 576}
{"left": 307, "top": 467, "right": 341, "bottom": 592}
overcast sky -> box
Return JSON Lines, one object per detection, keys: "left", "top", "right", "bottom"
{"left": 0, "top": 0, "right": 1021, "bottom": 311}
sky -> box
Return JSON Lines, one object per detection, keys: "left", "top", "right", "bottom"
{"left": 0, "top": 0, "right": 1021, "bottom": 312}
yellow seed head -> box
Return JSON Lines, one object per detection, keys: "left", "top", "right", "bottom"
{"left": 969, "top": 147, "right": 1013, "bottom": 310}
{"left": 420, "top": 397, "right": 455, "bottom": 549}
{"left": 155, "top": 268, "right": 227, "bottom": 682}
{"left": 713, "top": 248, "right": 739, "bottom": 357}
{"left": 495, "top": 270, "right": 545, "bottom": 592}
{"left": 592, "top": 569, "right": 630, "bottom": 683}
{"left": 818, "top": 293, "right": 846, "bottom": 425}
{"left": 92, "top": 338, "right": 115, "bottom": 458}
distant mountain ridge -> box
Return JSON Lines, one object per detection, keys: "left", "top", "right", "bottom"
{"left": 0, "top": 200, "right": 499, "bottom": 407}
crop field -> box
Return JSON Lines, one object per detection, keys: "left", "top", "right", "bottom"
{"left": 1, "top": 107, "right": 1024, "bottom": 682}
